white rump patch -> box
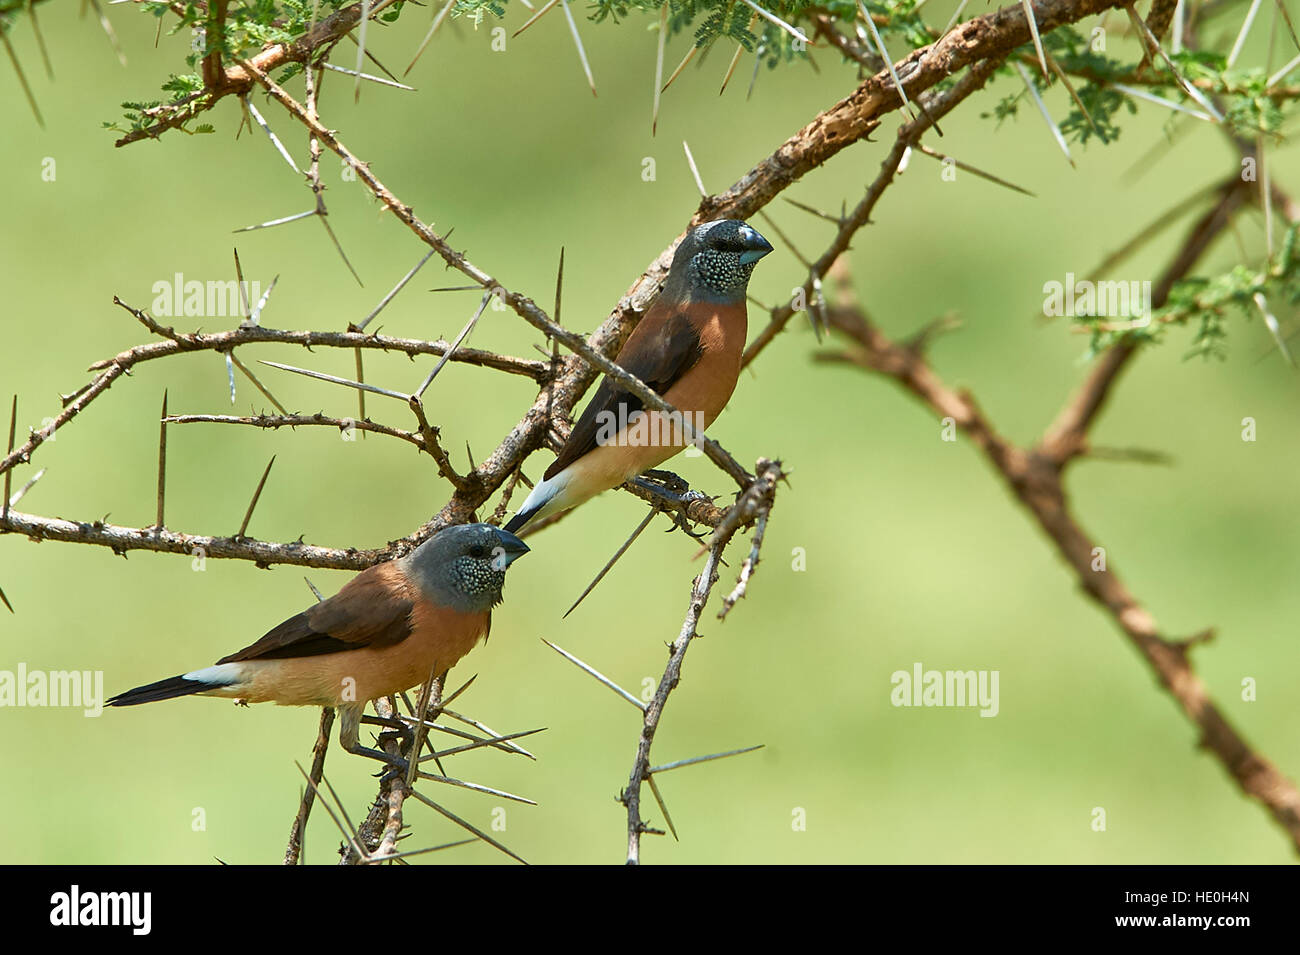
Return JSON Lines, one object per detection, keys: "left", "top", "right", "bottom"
{"left": 181, "top": 663, "right": 244, "bottom": 688}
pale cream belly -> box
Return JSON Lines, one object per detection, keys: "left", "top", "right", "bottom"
{"left": 574, "top": 407, "right": 713, "bottom": 488}
{"left": 202, "top": 612, "right": 489, "bottom": 707}
{"left": 531, "top": 309, "right": 746, "bottom": 523}
{"left": 581, "top": 375, "right": 731, "bottom": 485}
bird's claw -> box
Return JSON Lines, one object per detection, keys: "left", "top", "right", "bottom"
{"left": 670, "top": 513, "right": 708, "bottom": 540}
{"left": 640, "top": 469, "right": 691, "bottom": 496}
{"left": 662, "top": 490, "right": 711, "bottom": 540}
{"left": 375, "top": 758, "right": 411, "bottom": 783}
{"left": 370, "top": 739, "right": 412, "bottom": 779}
{"left": 352, "top": 718, "right": 415, "bottom": 777}
{"left": 632, "top": 472, "right": 713, "bottom": 540}
{"left": 347, "top": 740, "right": 412, "bottom": 778}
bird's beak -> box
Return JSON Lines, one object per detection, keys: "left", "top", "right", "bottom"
{"left": 493, "top": 528, "right": 530, "bottom": 566}
{"left": 738, "top": 225, "right": 774, "bottom": 265}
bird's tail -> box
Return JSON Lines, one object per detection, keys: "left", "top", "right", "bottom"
{"left": 504, "top": 503, "right": 541, "bottom": 535}
{"left": 504, "top": 473, "right": 566, "bottom": 534}
{"left": 107, "top": 670, "right": 233, "bottom": 707}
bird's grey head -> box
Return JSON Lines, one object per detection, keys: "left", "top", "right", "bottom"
{"left": 402, "top": 523, "right": 530, "bottom": 614}
{"left": 667, "top": 219, "right": 774, "bottom": 303}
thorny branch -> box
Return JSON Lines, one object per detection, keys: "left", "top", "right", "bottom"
{"left": 113, "top": 0, "right": 377, "bottom": 145}
{"left": 744, "top": 52, "right": 1010, "bottom": 365}
{"left": 4, "top": 0, "right": 1296, "bottom": 862}
{"left": 620, "top": 459, "right": 783, "bottom": 864}
{"left": 815, "top": 179, "right": 1300, "bottom": 851}
{"left": 9, "top": 0, "right": 1152, "bottom": 563}
{"left": 285, "top": 706, "right": 335, "bottom": 865}
{"left": 621, "top": 531, "right": 728, "bottom": 865}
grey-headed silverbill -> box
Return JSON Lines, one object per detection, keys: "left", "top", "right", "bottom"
{"left": 107, "top": 523, "right": 529, "bottom": 767}
{"left": 505, "top": 218, "right": 773, "bottom": 534}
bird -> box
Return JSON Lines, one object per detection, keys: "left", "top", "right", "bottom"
{"left": 505, "top": 218, "right": 773, "bottom": 534}
{"left": 107, "top": 522, "right": 530, "bottom": 768}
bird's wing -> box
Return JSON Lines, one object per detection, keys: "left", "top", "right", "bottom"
{"left": 218, "top": 563, "right": 416, "bottom": 663}
{"left": 545, "top": 307, "right": 704, "bottom": 480}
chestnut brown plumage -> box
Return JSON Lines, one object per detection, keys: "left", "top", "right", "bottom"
{"left": 506, "top": 219, "right": 773, "bottom": 533}
{"left": 107, "top": 523, "right": 529, "bottom": 766}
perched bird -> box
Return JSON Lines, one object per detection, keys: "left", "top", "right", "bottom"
{"left": 506, "top": 218, "right": 773, "bottom": 534}
{"left": 107, "top": 523, "right": 529, "bottom": 767}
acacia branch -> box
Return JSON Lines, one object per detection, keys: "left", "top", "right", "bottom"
{"left": 1039, "top": 178, "right": 1255, "bottom": 462}
{"left": 113, "top": 0, "right": 1142, "bottom": 503}
{"left": 621, "top": 459, "right": 784, "bottom": 864}
{"left": 816, "top": 191, "right": 1300, "bottom": 851}
{"left": 97, "top": 302, "right": 551, "bottom": 378}
{"left": 15, "top": 0, "right": 1256, "bottom": 866}
{"left": 743, "top": 53, "right": 1009, "bottom": 367}
{"left": 166, "top": 412, "right": 424, "bottom": 449}
{"left": 82, "top": 0, "right": 1146, "bottom": 569}
{"left": 347, "top": 696, "right": 410, "bottom": 864}
{"left": 0, "top": 507, "right": 390, "bottom": 569}
{"left": 622, "top": 534, "right": 728, "bottom": 865}
{"left": 1013, "top": 52, "right": 1300, "bottom": 100}
{"left": 0, "top": 306, "right": 546, "bottom": 483}
{"left": 114, "top": 0, "right": 375, "bottom": 145}
{"left": 693, "top": 0, "right": 1134, "bottom": 226}
{"left": 285, "top": 706, "right": 335, "bottom": 865}
{"left": 238, "top": 56, "right": 755, "bottom": 489}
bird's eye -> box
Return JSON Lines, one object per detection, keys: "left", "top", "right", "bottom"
{"left": 468, "top": 545, "right": 486, "bottom": 558}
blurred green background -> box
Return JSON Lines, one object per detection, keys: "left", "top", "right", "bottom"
{"left": 1, "top": 2, "right": 1297, "bottom": 864}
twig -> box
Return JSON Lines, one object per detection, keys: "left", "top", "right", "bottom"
{"left": 743, "top": 56, "right": 1007, "bottom": 367}
{"left": 240, "top": 58, "right": 754, "bottom": 488}
{"left": 818, "top": 194, "right": 1300, "bottom": 850}
{"left": 284, "top": 707, "right": 336, "bottom": 865}
{"left": 623, "top": 531, "right": 730, "bottom": 864}
{"left": 165, "top": 412, "right": 423, "bottom": 449}
{"left": 718, "top": 510, "right": 770, "bottom": 620}
{"left": 154, "top": 391, "right": 168, "bottom": 530}
{"left": 0, "top": 507, "right": 395, "bottom": 569}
